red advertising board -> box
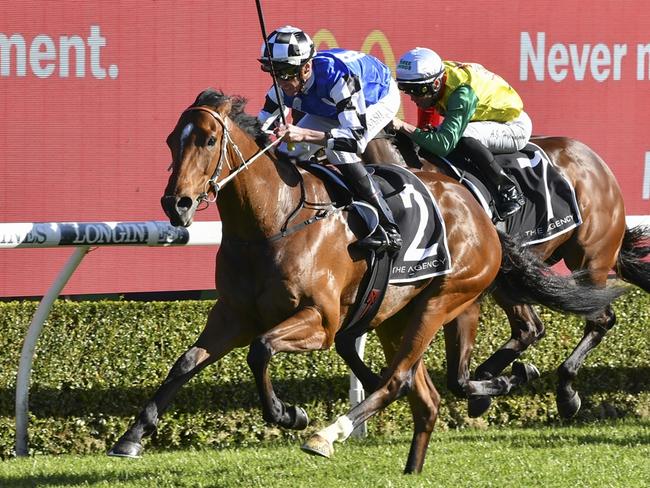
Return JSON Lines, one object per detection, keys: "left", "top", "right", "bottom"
{"left": 1, "top": 0, "right": 649, "bottom": 297}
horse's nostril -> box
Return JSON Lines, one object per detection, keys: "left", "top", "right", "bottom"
{"left": 177, "top": 197, "right": 194, "bottom": 211}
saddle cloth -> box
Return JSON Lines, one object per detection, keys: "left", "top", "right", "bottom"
{"left": 372, "top": 165, "right": 452, "bottom": 283}
{"left": 300, "top": 162, "right": 452, "bottom": 283}
{"left": 437, "top": 142, "right": 583, "bottom": 246}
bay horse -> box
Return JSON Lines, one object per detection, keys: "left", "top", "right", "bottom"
{"left": 391, "top": 132, "right": 650, "bottom": 418}
{"left": 108, "top": 89, "right": 623, "bottom": 474}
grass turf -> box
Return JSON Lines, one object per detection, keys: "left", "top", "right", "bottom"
{"left": 0, "top": 420, "right": 648, "bottom": 487}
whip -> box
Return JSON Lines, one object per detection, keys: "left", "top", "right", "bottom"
{"left": 254, "top": 0, "right": 292, "bottom": 150}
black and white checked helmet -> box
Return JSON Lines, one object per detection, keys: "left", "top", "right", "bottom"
{"left": 259, "top": 25, "right": 315, "bottom": 69}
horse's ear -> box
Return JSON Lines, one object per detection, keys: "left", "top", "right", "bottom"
{"left": 217, "top": 98, "right": 232, "bottom": 118}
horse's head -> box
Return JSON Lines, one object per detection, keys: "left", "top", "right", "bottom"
{"left": 161, "top": 90, "right": 233, "bottom": 227}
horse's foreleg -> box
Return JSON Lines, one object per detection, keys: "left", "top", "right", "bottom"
{"left": 462, "top": 302, "right": 543, "bottom": 407}
{"left": 463, "top": 360, "right": 541, "bottom": 396}
{"left": 301, "top": 292, "right": 457, "bottom": 468}
{"left": 372, "top": 316, "right": 440, "bottom": 474}
{"left": 247, "top": 306, "right": 330, "bottom": 430}
{"left": 109, "top": 303, "right": 251, "bottom": 458}
{"left": 108, "top": 345, "right": 214, "bottom": 458}
{"left": 463, "top": 302, "right": 543, "bottom": 416}
{"left": 335, "top": 332, "right": 382, "bottom": 393}
{"left": 557, "top": 304, "right": 616, "bottom": 418}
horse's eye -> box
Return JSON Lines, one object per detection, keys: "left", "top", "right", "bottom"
{"left": 207, "top": 136, "right": 216, "bottom": 147}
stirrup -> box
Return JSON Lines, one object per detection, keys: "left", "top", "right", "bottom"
{"left": 384, "top": 226, "right": 403, "bottom": 253}
{"left": 495, "top": 187, "right": 524, "bottom": 220}
{"left": 495, "top": 184, "right": 526, "bottom": 220}
{"left": 356, "top": 226, "right": 401, "bottom": 254}
{"left": 495, "top": 200, "right": 523, "bottom": 220}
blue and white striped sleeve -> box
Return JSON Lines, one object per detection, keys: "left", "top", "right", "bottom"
{"left": 326, "top": 74, "right": 368, "bottom": 154}
{"left": 257, "top": 87, "right": 289, "bottom": 133}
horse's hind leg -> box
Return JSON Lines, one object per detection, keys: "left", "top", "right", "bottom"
{"left": 556, "top": 233, "right": 621, "bottom": 418}
{"left": 334, "top": 297, "right": 436, "bottom": 395}
{"left": 443, "top": 301, "right": 498, "bottom": 416}
{"left": 301, "top": 289, "right": 478, "bottom": 472}
{"left": 109, "top": 302, "right": 253, "bottom": 457}
{"left": 403, "top": 362, "right": 440, "bottom": 474}
{"left": 556, "top": 304, "right": 616, "bottom": 418}
{"left": 301, "top": 311, "right": 442, "bottom": 471}
{"left": 443, "top": 302, "right": 479, "bottom": 398}
{"left": 474, "top": 301, "right": 545, "bottom": 381}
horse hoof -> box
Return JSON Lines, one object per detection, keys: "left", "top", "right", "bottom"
{"left": 107, "top": 439, "right": 143, "bottom": 458}
{"left": 557, "top": 391, "right": 582, "bottom": 419}
{"left": 512, "top": 361, "right": 540, "bottom": 383}
{"left": 288, "top": 405, "right": 309, "bottom": 430}
{"left": 468, "top": 395, "right": 493, "bottom": 417}
{"left": 301, "top": 434, "right": 333, "bottom": 459}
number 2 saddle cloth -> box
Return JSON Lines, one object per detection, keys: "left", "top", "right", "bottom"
{"left": 301, "top": 162, "right": 452, "bottom": 284}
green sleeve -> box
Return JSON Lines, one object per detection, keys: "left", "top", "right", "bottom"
{"left": 410, "top": 85, "right": 479, "bottom": 156}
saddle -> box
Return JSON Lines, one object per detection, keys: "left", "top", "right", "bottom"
{"left": 299, "top": 161, "right": 451, "bottom": 335}
{"left": 421, "top": 142, "right": 583, "bottom": 246}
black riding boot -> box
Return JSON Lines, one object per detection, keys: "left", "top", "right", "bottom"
{"left": 458, "top": 137, "right": 525, "bottom": 220}
{"left": 338, "top": 162, "right": 402, "bottom": 253}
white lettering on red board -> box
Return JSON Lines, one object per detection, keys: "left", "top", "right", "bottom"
{"left": 520, "top": 32, "right": 628, "bottom": 82}
{"left": 0, "top": 25, "right": 117, "bottom": 79}
{"left": 521, "top": 31, "right": 650, "bottom": 82}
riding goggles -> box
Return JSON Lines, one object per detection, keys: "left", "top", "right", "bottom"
{"left": 260, "top": 64, "right": 301, "bottom": 80}
{"left": 397, "top": 82, "right": 434, "bottom": 97}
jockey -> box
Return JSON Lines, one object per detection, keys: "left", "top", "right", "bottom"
{"left": 257, "top": 25, "right": 402, "bottom": 253}
{"left": 392, "top": 47, "right": 530, "bottom": 219}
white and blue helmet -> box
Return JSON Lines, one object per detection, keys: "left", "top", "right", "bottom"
{"left": 396, "top": 47, "right": 445, "bottom": 96}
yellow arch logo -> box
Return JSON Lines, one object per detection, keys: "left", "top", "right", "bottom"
{"left": 312, "top": 29, "right": 339, "bottom": 51}
{"left": 312, "top": 29, "right": 404, "bottom": 118}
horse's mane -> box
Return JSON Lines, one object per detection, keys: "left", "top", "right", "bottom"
{"left": 193, "top": 88, "right": 270, "bottom": 147}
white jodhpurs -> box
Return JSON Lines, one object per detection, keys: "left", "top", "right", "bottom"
{"left": 462, "top": 111, "right": 533, "bottom": 154}
{"left": 279, "top": 79, "right": 401, "bottom": 164}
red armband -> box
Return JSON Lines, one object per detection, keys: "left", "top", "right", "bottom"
{"left": 417, "top": 107, "right": 443, "bottom": 130}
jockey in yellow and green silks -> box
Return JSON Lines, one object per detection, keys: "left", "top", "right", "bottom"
{"left": 392, "top": 47, "right": 531, "bottom": 220}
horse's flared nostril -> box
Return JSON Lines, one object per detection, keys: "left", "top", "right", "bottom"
{"left": 176, "top": 197, "right": 194, "bottom": 212}
{"left": 160, "top": 195, "right": 197, "bottom": 227}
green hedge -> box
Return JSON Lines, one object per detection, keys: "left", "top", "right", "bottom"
{"left": 1, "top": 289, "right": 649, "bottom": 458}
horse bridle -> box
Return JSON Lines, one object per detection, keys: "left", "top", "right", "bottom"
{"left": 175, "top": 105, "right": 335, "bottom": 242}
{"left": 179, "top": 106, "right": 282, "bottom": 203}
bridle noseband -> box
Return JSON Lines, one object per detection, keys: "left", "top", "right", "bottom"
{"left": 179, "top": 106, "right": 281, "bottom": 203}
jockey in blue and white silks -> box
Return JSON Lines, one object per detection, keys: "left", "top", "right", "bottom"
{"left": 257, "top": 25, "right": 402, "bottom": 253}
{"left": 258, "top": 48, "right": 400, "bottom": 164}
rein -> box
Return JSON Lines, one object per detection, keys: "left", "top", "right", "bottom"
{"left": 180, "top": 105, "right": 339, "bottom": 243}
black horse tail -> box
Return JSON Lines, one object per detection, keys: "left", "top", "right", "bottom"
{"left": 616, "top": 225, "right": 650, "bottom": 293}
{"left": 493, "top": 231, "right": 627, "bottom": 316}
